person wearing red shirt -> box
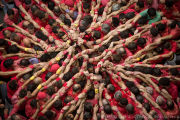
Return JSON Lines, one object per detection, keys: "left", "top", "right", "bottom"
{"left": 21, "top": 0, "right": 36, "bottom": 18}
{"left": 158, "top": 77, "right": 178, "bottom": 101}
{"left": 165, "top": 100, "right": 179, "bottom": 120}
{"left": 18, "top": 20, "right": 30, "bottom": 29}
{"left": 45, "top": 19, "right": 58, "bottom": 34}
{"left": 4, "top": 8, "right": 19, "bottom": 26}
{"left": 129, "top": 1, "right": 147, "bottom": 13}
{"left": 67, "top": 84, "right": 81, "bottom": 99}
{"left": 124, "top": 104, "right": 140, "bottom": 120}
{"left": 10, "top": 32, "right": 26, "bottom": 44}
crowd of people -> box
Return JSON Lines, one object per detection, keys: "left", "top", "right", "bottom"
{"left": 0, "top": 0, "right": 180, "bottom": 119}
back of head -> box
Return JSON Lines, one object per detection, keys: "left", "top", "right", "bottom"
{"left": 63, "top": 72, "right": 73, "bottom": 81}
{"left": 156, "top": 23, "right": 166, "bottom": 32}
{"left": 83, "top": 15, "right": 93, "bottom": 24}
{"left": 31, "top": 5, "right": 39, "bottom": 13}
{"left": 155, "top": 46, "right": 164, "bottom": 54}
{"left": 125, "top": 81, "right": 135, "bottom": 88}
{"left": 136, "top": 1, "right": 144, "bottom": 8}
{"left": 93, "top": 30, "right": 101, "bottom": 39}
{"left": 158, "top": 77, "right": 170, "bottom": 87}
{"left": 87, "top": 89, "right": 95, "bottom": 99}
{"left": 112, "top": 17, "right": 120, "bottom": 27}
{"left": 150, "top": 27, "right": 158, "bottom": 37}
{"left": 64, "top": 96, "right": 73, "bottom": 104}
{"left": 83, "top": 3, "right": 90, "bottom": 9}
{"left": 38, "top": 116, "right": 47, "bottom": 120}
{"left": 143, "top": 102, "right": 151, "bottom": 112}
{"left": 8, "top": 45, "right": 19, "bottom": 53}
{"left": 27, "top": 83, "right": 37, "bottom": 92}
{"left": 48, "top": 19, "right": 55, "bottom": 26}
{"left": 98, "top": 7, "right": 105, "bottom": 15}
{"left": 0, "top": 39, "right": 8, "bottom": 47}
{"left": 135, "top": 114, "right": 144, "bottom": 120}
{"left": 137, "top": 38, "right": 146, "bottom": 46}
{"left": 59, "top": 14, "right": 66, "bottom": 22}
{"left": 128, "top": 42, "right": 137, "bottom": 51}
{"left": 112, "top": 4, "right": 121, "bottom": 11}
{"left": 169, "top": 68, "right": 179, "bottom": 76}
{"left": 33, "top": 45, "right": 43, "bottom": 51}
{"left": 116, "top": 47, "right": 126, "bottom": 56}
{"left": 120, "top": 98, "right": 128, "bottom": 106}
{"left": 165, "top": 0, "right": 174, "bottom": 8}
{"left": 25, "top": 0, "right": 31, "bottom": 5}
{"left": 54, "top": 100, "right": 63, "bottom": 110}
{"left": 44, "top": 111, "right": 53, "bottom": 119}
{"left": 55, "top": 80, "right": 63, "bottom": 89}
{"left": 138, "top": 16, "right": 147, "bottom": 25}
{"left": 23, "top": 73, "right": 31, "bottom": 80}
{"left": 54, "top": 6, "right": 60, "bottom": 15}
{"left": 120, "top": 30, "right": 129, "bottom": 39}
{"left": 84, "top": 112, "right": 92, "bottom": 120}
{"left": 20, "top": 59, "right": 30, "bottom": 67}
{"left": 119, "top": 13, "right": 126, "bottom": 19}
{"left": 8, "top": 80, "right": 17, "bottom": 90}
{"left": 136, "top": 94, "right": 144, "bottom": 104}
{"left": 114, "top": 91, "right": 122, "bottom": 101}
{"left": 7, "top": 9, "right": 14, "bottom": 16}
{"left": 84, "top": 102, "right": 93, "bottom": 112}
{"left": 37, "top": 11, "right": 45, "bottom": 19}
{"left": 101, "top": 23, "right": 111, "bottom": 34}
{"left": 126, "top": 104, "right": 134, "bottom": 114}
{"left": 168, "top": 20, "right": 176, "bottom": 29}
{"left": 125, "top": 12, "right": 135, "bottom": 19}
{"left": 107, "top": 84, "right": 116, "bottom": 93}
{"left": 71, "top": 66, "right": 79, "bottom": 75}
{"left": 143, "top": 67, "right": 153, "bottom": 75}
{"left": 104, "top": 104, "right": 112, "bottom": 114}
{"left": 48, "top": 1, "right": 55, "bottom": 10}
{"left": 79, "top": 26, "right": 86, "bottom": 32}
{"left": 3, "top": 59, "right": 14, "bottom": 68}
{"left": 40, "top": 53, "right": 50, "bottom": 62}
{"left": 146, "top": 87, "right": 153, "bottom": 95}
{"left": 166, "top": 100, "right": 174, "bottom": 110}
{"left": 10, "top": 32, "right": 17, "bottom": 41}
{"left": 111, "top": 36, "right": 120, "bottom": 42}
{"left": 112, "top": 54, "right": 121, "bottom": 62}
{"left": 164, "top": 42, "right": 171, "bottom": 50}
{"left": 64, "top": 18, "right": 71, "bottom": 27}
{"left": 130, "top": 86, "right": 140, "bottom": 96}
{"left": 147, "top": 8, "right": 156, "bottom": 17}
{"left": 156, "top": 96, "right": 164, "bottom": 106}
{"left": 153, "top": 68, "right": 161, "bottom": 76}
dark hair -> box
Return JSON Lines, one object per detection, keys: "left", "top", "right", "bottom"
{"left": 125, "top": 12, "right": 135, "bottom": 19}
{"left": 84, "top": 102, "right": 93, "bottom": 112}
{"left": 35, "top": 31, "right": 44, "bottom": 39}
{"left": 119, "top": 13, "right": 126, "bottom": 19}
{"left": 156, "top": 23, "right": 166, "bottom": 32}
{"left": 104, "top": 105, "right": 112, "bottom": 114}
{"left": 8, "top": 45, "right": 19, "bottom": 53}
{"left": 87, "top": 89, "right": 95, "bottom": 99}
{"left": 58, "top": 32, "right": 66, "bottom": 39}
{"left": 78, "top": 80, "right": 86, "bottom": 89}
{"left": 47, "top": 86, "right": 55, "bottom": 95}
{"left": 30, "top": 99, "right": 38, "bottom": 108}
{"left": 19, "top": 89, "right": 27, "bottom": 98}
{"left": 55, "top": 80, "right": 63, "bottom": 89}
{"left": 165, "top": 0, "right": 174, "bottom": 8}
{"left": 52, "top": 26, "right": 60, "bottom": 34}
{"left": 119, "top": 98, "right": 128, "bottom": 106}
{"left": 84, "top": 112, "right": 92, "bottom": 120}
{"left": 111, "top": 36, "right": 120, "bottom": 42}
{"left": 137, "top": 16, "right": 147, "bottom": 25}
{"left": 23, "top": 73, "right": 31, "bottom": 80}
{"left": 137, "top": 38, "right": 146, "bottom": 46}
{"left": 31, "top": 5, "right": 39, "bottom": 13}
{"left": 50, "top": 52, "right": 58, "bottom": 59}
{"left": 126, "top": 67, "right": 134, "bottom": 71}
{"left": 8, "top": 80, "right": 17, "bottom": 90}
{"left": 27, "top": 23, "right": 35, "bottom": 30}
{"left": 130, "top": 86, "right": 140, "bottom": 96}
{"left": 112, "top": 54, "right": 121, "bottom": 62}
{"left": 136, "top": 94, "right": 144, "bottom": 104}
{"left": 126, "top": 104, "right": 134, "bottom": 114}
{"left": 71, "top": 66, "right": 79, "bottom": 75}
{"left": 33, "top": 45, "right": 43, "bottom": 51}
{"left": 120, "top": 30, "right": 129, "bottom": 39}
{"left": 27, "top": 83, "right": 37, "bottom": 92}
{"left": 25, "top": 0, "right": 31, "bottom": 5}
{"left": 147, "top": 8, "right": 156, "bottom": 17}
{"left": 128, "top": 42, "right": 137, "bottom": 51}
{"left": 168, "top": 20, "right": 176, "bottom": 29}
{"left": 65, "top": 115, "right": 73, "bottom": 120}
{"left": 64, "top": 18, "right": 71, "bottom": 27}
{"left": 93, "top": 30, "right": 101, "bottom": 39}
{"left": 143, "top": 103, "right": 151, "bottom": 112}
{"left": 136, "top": 1, "right": 144, "bottom": 8}
{"left": 143, "top": 67, "right": 154, "bottom": 75}
{"left": 11, "top": 114, "right": 18, "bottom": 120}
{"left": 40, "top": 53, "right": 50, "bottom": 62}
{"left": 125, "top": 81, "right": 135, "bottom": 88}
{"left": 38, "top": 116, "right": 47, "bottom": 120}
{"left": 37, "top": 10, "right": 46, "bottom": 19}
{"left": 98, "top": 7, "right": 105, "bottom": 15}
{"left": 153, "top": 68, "right": 161, "bottom": 76}
{"left": 72, "top": 84, "right": 81, "bottom": 92}
{"left": 150, "top": 27, "right": 158, "bottom": 37}
{"left": 79, "top": 26, "right": 86, "bottom": 32}
{"left": 166, "top": 100, "right": 174, "bottom": 110}
{"left": 83, "top": 3, "right": 90, "bottom": 9}
{"left": 0, "top": 39, "right": 8, "bottom": 47}
{"left": 108, "top": 84, "right": 116, "bottom": 93}
{"left": 7, "top": 9, "right": 14, "bottom": 16}
{"left": 45, "top": 72, "right": 53, "bottom": 80}
{"left": 158, "top": 77, "right": 170, "bottom": 86}
{"left": 3, "top": 59, "right": 14, "bottom": 68}
{"left": 20, "top": 59, "right": 30, "bottom": 67}
{"left": 169, "top": 68, "right": 179, "bottom": 76}
{"left": 164, "top": 42, "right": 171, "bottom": 49}
{"left": 112, "top": 17, "right": 120, "bottom": 27}
{"left": 129, "top": 27, "right": 136, "bottom": 35}
{"left": 64, "top": 96, "right": 73, "bottom": 104}
{"left": 48, "top": 1, "right": 55, "bottom": 10}
{"left": 134, "top": 66, "right": 143, "bottom": 72}
{"left": 63, "top": 72, "right": 73, "bottom": 81}
{"left": 48, "top": 19, "right": 55, "bottom": 26}
{"left": 45, "top": 111, "right": 54, "bottom": 119}
{"left": 98, "top": 45, "right": 106, "bottom": 53}
{"left": 54, "top": 100, "right": 63, "bottom": 110}
{"left": 83, "top": 15, "right": 93, "bottom": 24}
{"left": 155, "top": 46, "right": 164, "bottom": 54}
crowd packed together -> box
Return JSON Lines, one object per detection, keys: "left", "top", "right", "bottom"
{"left": 1, "top": 0, "right": 180, "bottom": 119}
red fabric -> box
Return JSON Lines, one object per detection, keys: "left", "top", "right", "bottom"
{"left": 7, "top": 80, "right": 18, "bottom": 99}
{"left": 159, "top": 4, "right": 178, "bottom": 19}
{"left": 60, "top": 0, "right": 77, "bottom": 7}
{"left": 35, "top": 15, "right": 52, "bottom": 27}
{"left": 121, "top": 9, "right": 138, "bottom": 16}
{"left": 4, "top": 8, "right": 19, "bottom": 26}
{"left": 45, "top": 24, "right": 53, "bottom": 34}
{"left": 9, "top": 104, "right": 27, "bottom": 120}
{"left": 166, "top": 101, "right": 179, "bottom": 120}
{"left": 0, "top": 27, "right": 15, "bottom": 39}
{"left": 67, "top": 86, "right": 81, "bottom": 99}
{"left": 14, "top": 0, "right": 25, "bottom": 7}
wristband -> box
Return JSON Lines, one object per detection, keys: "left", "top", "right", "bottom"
{"left": 95, "top": 89, "right": 98, "bottom": 93}
{"left": 30, "top": 76, "right": 35, "bottom": 80}
{"left": 60, "top": 23, "right": 64, "bottom": 26}
{"left": 94, "top": 81, "right": 98, "bottom": 84}
{"left": 104, "top": 88, "right": 108, "bottom": 93}
{"left": 73, "top": 56, "right": 77, "bottom": 60}
{"left": 37, "top": 85, "right": 42, "bottom": 89}
{"left": 53, "top": 16, "right": 57, "bottom": 20}
{"left": 131, "top": 64, "right": 134, "bottom": 67}
{"left": 124, "top": 88, "right": 129, "bottom": 92}
{"left": 131, "top": 22, "right": 135, "bottom": 26}
{"left": 151, "top": 64, "right": 156, "bottom": 68}
{"left": 99, "top": 44, "right": 102, "bottom": 47}
{"left": 122, "top": 43, "right": 126, "bottom": 47}
{"left": 60, "top": 109, "right": 64, "bottom": 113}
{"left": 81, "top": 71, "right": 84, "bottom": 75}
{"left": 134, "top": 80, "right": 138, "bottom": 85}
{"left": 44, "top": 50, "right": 48, "bottom": 53}
{"left": 101, "top": 59, "right": 105, "bottom": 62}
{"left": 72, "top": 77, "right": 75, "bottom": 81}
{"left": 151, "top": 23, "right": 155, "bottom": 27}
{"left": 75, "top": 97, "right": 79, "bottom": 101}
{"left": 81, "top": 66, "right": 85, "bottom": 69}
{"left": 66, "top": 40, "right": 71, "bottom": 44}
{"left": 24, "top": 96, "right": 28, "bottom": 100}
{"left": 56, "top": 69, "right": 61, "bottom": 74}
{"left": 56, "top": 57, "right": 60, "bottom": 61}
{"left": 97, "top": 64, "right": 101, "bottom": 68}
{"left": 30, "top": 65, "right": 34, "bottom": 69}
{"left": 115, "top": 109, "right": 119, "bottom": 112}
{"left": 91, "top": 26, "right": 94, "bottom": 30}
{"left": 63, "top": 82, "right": 67, "bottom": 87}
{"left": 65, "top": 86, "right": 69, "bottom": 90}
{"left": 90, "top": 11, "right": 94, "bottom": 14}
{"left": 62, "top": 62, "right": 66, "bottom": 66}
{"left": 101, "top": 38, "right": 104, "bottom": 41}
{"left": 110, "top": 101, "right": 114, "bottom": 106}
{"left": 83, "top": 40, "right": 87, "bottom": 44}
{"left": 87, "top": 76, "right": 90, "bottom": 79}
{"left": 59, "top": 92, "right": 64, "bottom": 96}
{"left": 67, "top": 55, "right": 71, "bottom": 59}
{"left": 41, "top": 68, "right": 46, "bottom": 72}
{"left": 82, "top": 89, "right": 87, "bottom": 93}
{"left": 111, "top": 49, "right": 115, "bottom": 53}
{"left": 41, "top": 27, "right": 44, "bottom": 30}
{"left": 78, "top": 12, "right": 82, "bottom": 14}
{"left": 65, "top": 9, "right": 70, "bottom": 13}
{"left": 114, "top": 79, "right": 118, "bottom": 82}
{"left": 138, "top": 62, "right": 142, "bottom": 64}
{"left": 132, "top": 97, "right": 136, "bottom": 101}
{"left": 100, "top": 106, "right": 104, "bottom": 110}
{"left": 67, "top": 102, "right": 71, "bottom": 106}
{"left": 55, "top": 46, "right": 58, "bottom": 49}
{"left": 160, "top": 55, "right": 162, "bottom": 58}
{"left": 137, "top": 27, "right": 142, "bottom": 31}
{"left": 136, "top": 58, "right": 140, "bottom": 61}
{"left": 44, "top": 86, "right": 48, "bottom": 89}
{"left": 63, "top": 50, "right": 67, "bottom": 55}
{"left": 56, "top": 77, "right": 61, "bottom": 81}
{"left": 104, "top": 9, "right": 107, "bottom": 12}
{"left": 52, "top": 94, "right": 56, "bottom": 99}
{"left": 25, "top": 48, "right": 29, "bottom": 51}
{"left": 118, "top": 77, "right": 122, "bottom": 81}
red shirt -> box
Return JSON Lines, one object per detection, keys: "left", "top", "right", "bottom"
{"left": 121, "top": 9, "right": 138, "bottom": 16}
{"left": 129, "top": 3, "right": 147, "bottom": 13}
{"left": 35, "top": 15, "right": 52, "bottom": 27}
{"left": 159, "top": 4, "right": 179, "bottom": 19}
{"left": 7, "top": 80, "right": 18, "bottom": 99}
{"left": 14, "top": 0, "right": 25, "bottom": 7}
{"left": 18, "top": 20, "right": 27, "bottom": 29}
{"left": 60, "top": 0, "right": 77, "bottom": 7}
{"left": 123, "top": 107, "right": 140, "bottom": 120}
{"left": 0, "top": 27, "right": 15, "bottom": 39}
{"left": 4, "top": 8, "right": 19, "bottom": 26}
{"left": 1, "top": 56, "right": 19, "bottom": 72}
{"left": 45, "top": 24, "right": 53, "bottom": 34}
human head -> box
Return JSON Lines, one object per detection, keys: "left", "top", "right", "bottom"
{"left": 87, "top": 89, "right": 95, "bottom": 99}
{"left": 137, "top": 16, "right": 147, "bottom": 27}
{"left": 125, "top": 81, "right": 135, "bottom": 88}
{"left": 38, "top": 116, "right": 47, "bottom": 120}
{"left": 146, "top": 87, "right": 153, "bottom": 95}
{"left": 55, "top": 80, "right": 64, "bottom": 89}
{"left": 33, "top": 77, "right": 42, "bottom": 85}
{"left": 116, "top": 47, "right": 126, "bottom": 56}
{"left": 158, "top": 77, "right": 170, "bottom": 89}
{"left": 101, "top": 24, "right": 111, "bottom": 34}
{"left": 126, "top": 104, "right": 134, "bottom": 114}
{"left": 25, "top": 0, "right": 32, "bottom": 7}
{"left": 8, "top": 80, "right": 18, "bottom": 90}
{"left": 11, "top": 114, "right": 21, "bottom": 120}
{"left": 119, "top": 13, "right": 126, "bottom": 24}
{"left": 128, "top": 42, "right": 137, "bottom": 52}
{"left": 135, "top": 114, "right": 144, "bottom": 120}
{"left": 83, "top": 15, "right": 93, "bottom": 25}
{"left": 83, "top": 3, "right": 90, "bottom": 13}
{"left": 22, "top": 21, "right": 30, "bottom": 29}
{"left": 98, "top": 7, "right": 105, "bottom": 15}
{"left": 120, "top": 30, "right": 129, "bottom": 39}
{"left": 40, "top": 53, "right": 50, "bottom": 62}
{"left": 155, "top": 46, "right": 164, "bottom": 54}
{"left": 119, "top": 98, "right": 128, "bottom": 106}
{"left": 54, "top": 6, "right": 60, "bottom": 16}
{"left": 71, "top": 66, "right": 80, "bottom": 75}
{"left": 20, "top": 59, "right": 30, "bottom": 67}
{"left": 72, "top": 84, "right": 81, "bottom": 92}
{"left": 23, "top": 38, "right": 31, "bottom": 48}
{"left": 87, "top": 63, "right": 94, "bottom": 73}
{"left": 135, "top": 1, "right": 144, "bottom": 12}
{"left": 125, "top": 12, "right": 135, "bottom": 19}
{"left": 8, "top": 45, "right": 19, "bottom": 53}
{"left": 58, "top": 32, "right": 68, "bottom": 41}
{"left": 84, "top": 102, "right": 93, "bottom": 112}
{"left": 27, "top": 23, "right": 35, "bottom": 34}
{"left": 31, "top": 5, "right": 40, "bottom": 15}
{"left": 3, "top": 30, "right": 11, "bottom": 38}
{"left": 3, "top": 59, "right": 14, "bottom": 68}
{"left": 114, "top": 91, "right": 122, "bottom": 101}
{"left": 27, "top": 83, "right": 37, "bottom": 92}
{"left": 84, "top": 112, "right": 92, "bottom": 120}
{"left": 104, "top": 105, "right": 112, "bottom": 114}
{"left": 45, "top": 110, "right": 55, "bottom": 119}
{"left": 37, "top": 11, "right": 49, "bottom": 20}
{"left": 48, "top": 1, "right": 55, "bottom": 10}
{"left": 136, "top": 94, "right": 144, "bottom": 104}
{"left": 63, "top": 72, "right": 73, "bottom": 81}
{"left": 54, "top": 100, "right": 63, "bottom": 110}
{"left": 37, "top": 92, "right": 47, "bottom": 101}
{"left": 64, "top": 18, "right": 71, "bottom": 27}
{"left": 47, "top": 86, "right": 56, "bottom": 96}
{"left": 153, "top": 68, "right": 161, "bottom": 76}
{"left": 7, "top": 9, "right": 14, "bottom": 19}
{"left": 165, "top": 0, "right": 174, "bottom": 11}
{"left": 30, "top": 99, "right": 39, "bottom": 108}
{"left": 107, "top": 84, "right": 116, "bottom": 93}
{"left": 149, "top": 110, "right": 158, "bottom": 119}
{"left": 137, "top": 38, "right": 146, "bottom": 47}
{"left": 111, "top": 17, "right": 120, "bottom": 27}
{"left": 112, "top": 54, "right": 121, "bottom": 63}
{"left": 166, "top": 100, "right": 174, "bottom": 110}
{"left": 143, "top": 67, "right": 154, "bottom": 75}
{"left": 48, "top": 19, "right": 57, "bottom": 28}
{"left": 130, "top": 86, "right": 140, "bottom": 96}
{"left": 146, "top": 0, "right": 153, "bottom": 5}
{"left": 23, "top": 73, "right": 31, "bottom": 81}
{"left": 0, "top": 39, "right": 8, "bottom": 48}
{"left": 143, "top": 103, "right": 151, "bottom": 112}
{"left": 92, "top": 30, "right": 101, "bottom": 39}
{"left": 147, "top": 8, "right": 156, "bottom": 18}
{"left": 169, "top": 68, "right": 179, "bottom": 76}
{"left": 150, "top": 27, "right": 158, "bottom": 37}
{"left": 156, "top": 96, "right": 164, "bottom": 106}
{"left": 112, "top": 4, "right": 121, "bottom": 11}
{"left": 10, "top": 32, "right": 20, "bottom": 43}
{"left": 156, "top": 23, "right": 166, "bottom": 33}
{"left": 167, "top": 20, "right": 176, "bottom": 29}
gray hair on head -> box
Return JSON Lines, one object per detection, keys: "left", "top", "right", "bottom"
{"left": 112, "top": 4, "right": 121, "bottom": 12}
{"left": 146, "top": 87, "right": 153, "bottom": 95}
{"left": 156, "top": 96, "right": 164, "bottom": 106}
{"left": 114, "top": 90, "right": 122, "bottom": 101}
{"left": 59, "top": 14, "right": 66, "bottom": 22}
{"left": 101, "top": 23, "right": 111, "bottom": 34}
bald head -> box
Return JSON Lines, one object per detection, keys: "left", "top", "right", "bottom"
{"left": 146, "top": 87, "right": 153, "bottom": 95}
{"left": 33, "top": 77, "right": 42, "bottom": 85}
{"left": 102, "top": 99, "right": 109, "bottom": 106}
{"left": 23, "top": 38, "right": 31, "bottom": 47}
{"left": 156, "top": 96, "right": 164, "bottom": 106}
{"left": 73, "top": 84, "right": 81, "bottom": 92}
{"left": 22, "top": 21, "right": 30, "bottom": 28}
